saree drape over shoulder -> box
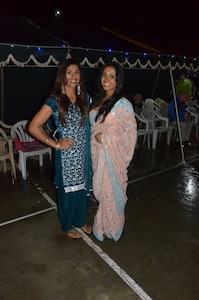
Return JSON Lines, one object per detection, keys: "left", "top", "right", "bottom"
{"left": 89, "top": 99, "right": 137, "bottom": 241}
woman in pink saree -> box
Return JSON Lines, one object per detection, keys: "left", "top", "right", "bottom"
{"left": 89, "top": 62, "right": 137, "bottom": 241}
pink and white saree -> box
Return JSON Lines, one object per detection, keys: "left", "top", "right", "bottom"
{"left": 89, "top": 99, "right": 137, "bottom": 241}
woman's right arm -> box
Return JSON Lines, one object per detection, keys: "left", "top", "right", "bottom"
{"left": 29, "top": 104, "right": 60, "bottom": 150}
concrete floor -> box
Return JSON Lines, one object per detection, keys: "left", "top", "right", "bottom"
{"left": 1, "top": 136, "right": 199, "bottom": 300}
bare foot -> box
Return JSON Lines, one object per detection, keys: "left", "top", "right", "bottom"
{"left": 81, "top": 225, "right": 92, "bottom": 234}
{"left": 67, "top": 229, "right": 82, "bottom": 239}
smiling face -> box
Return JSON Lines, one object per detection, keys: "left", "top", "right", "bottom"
{"left": 101, "top": 66, "right": 117, "bottom": 96}
{"left": 65, "top": 64, "right": 81, "bottom": 88}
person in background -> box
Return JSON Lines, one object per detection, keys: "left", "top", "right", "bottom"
{"left": 89, "top": 62, "right": 137, "bottom": 241}
{"left": 29, "top": 58, "right": 92, "bottom": 239}
{"left": 192, "top": 74, "right": 199, "bottom": 99}
{"left": 175, "top": 71, "right": 193, "bottom": 98}
{"left": 131, "top": 93, "right": 144, "bottom": 115}
{"left": 168, "top": 91, "right": 192, "bottom": 146}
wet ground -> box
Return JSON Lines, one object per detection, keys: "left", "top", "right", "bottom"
{"left": 1, "top": 134, "right": 199, "bottom": 300}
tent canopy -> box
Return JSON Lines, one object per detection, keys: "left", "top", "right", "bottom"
{"left": 0, "top": 13, "right": 199, "bottom": 70}
{"left": 0, "top": 14, "right": 199, "bottom": 124}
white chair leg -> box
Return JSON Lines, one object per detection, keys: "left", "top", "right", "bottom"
{"left": 18, "top": 156, "right": 22, "bottom": 171}
{"left": 169, "top": 126, "right": 175, "bottom": 143}
{"left": 19, "top": 152, "right": 27, "bottom": 180}
{"left": 142, "top": 135, "right": 146, "bottom": 145}
{"left": 9, "top": 154, "right": 17, "bottom": 179}
{"left": 48, "top": 149, "right": 52, "bottom": 160}
{"left": 2, "top": 159, "right": 7, "bottom": 172}
{"left": 39, "top": 154, "right": 43, "bottom": 166}
{"left": 152, "top": 130, "right": 158, "bottom": 150}
{"left": 147, "top": 134, "right": 150, "bottom": 150}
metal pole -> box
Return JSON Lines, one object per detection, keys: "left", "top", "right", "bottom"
{"left": 169, "top": 65, "right": 186, "bottom": 164}
{"left": 151, "top": 69, "right": 160, "bottom": 98}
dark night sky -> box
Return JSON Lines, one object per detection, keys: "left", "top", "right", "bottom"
{"left": 1, "top": 0, "right": 199, "bottom": 40}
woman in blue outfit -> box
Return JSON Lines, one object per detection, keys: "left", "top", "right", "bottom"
{"left": 29, "top": 58, "right": 92, "bottom": 239}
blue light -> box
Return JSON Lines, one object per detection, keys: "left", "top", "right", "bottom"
{"left": 37, "top": 47, "right": 41, "bottom": 53}
{"left": 108, "top": 48, "right": 112, "bottom": 52}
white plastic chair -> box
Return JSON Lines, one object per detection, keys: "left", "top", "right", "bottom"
{"left": 186, "top": 100, "right": 199, "bottom": 138}
{"left": 155, "top": 98, "right": 169, "bottom": 118}
{"left": 0, "top": 128, "right": 17, "bottom": 180}
{"left": 143, "top": 98, "right": 160, "bottom": 113}
{"left": 10, "top": 120, "right": 52, "bottom": 180}
{"left": 134, "top": 112, "right": 151, "bottom": 150}
{"left": 0, "top": 120, "right": 13, "bottom": 137}
{"left": 141, "top": 109, "right": 173, "bottom": 150}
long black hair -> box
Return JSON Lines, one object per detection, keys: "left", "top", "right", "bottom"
{"left": 90, "top": 62, "right": 124, "bottom": 122}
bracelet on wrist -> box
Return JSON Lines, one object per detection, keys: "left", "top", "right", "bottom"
{"left": 56, "top": 142, "right": 60, "bottom": 150}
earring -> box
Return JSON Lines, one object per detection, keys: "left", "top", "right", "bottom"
{"left": 77, "top": 83, "right": 81, "bottom": 96}
{"left": 61, "top": 83, "right": 65, "bottom": 95}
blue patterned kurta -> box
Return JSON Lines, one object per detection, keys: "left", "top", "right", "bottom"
{"left": 45, "top": 97, "right": 92, "bottom": 232}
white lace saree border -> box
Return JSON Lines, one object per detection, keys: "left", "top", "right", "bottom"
{"left": 64, "top": 183, "right": 85, "bottom": 193}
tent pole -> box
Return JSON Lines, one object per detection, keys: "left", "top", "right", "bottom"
{"left": 169, "top": 66, "right": 186, "bottom": 164}
{"left": 151, "top": 68, "right": 160, "bottom": 98}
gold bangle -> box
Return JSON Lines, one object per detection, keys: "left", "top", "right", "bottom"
{"left": 56, "top": 143, "right": 60, "bottom": 150}
{"left": 45, "top": 138, "right": 49, "bottom": 144}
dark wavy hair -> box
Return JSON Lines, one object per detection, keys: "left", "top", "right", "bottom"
{"left": 90, "top": 62, "right": 124, "bottom": 122}
{"left": 51, "top": 58, "right": 86, "bottom": 125}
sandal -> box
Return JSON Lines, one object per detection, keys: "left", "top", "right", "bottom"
{"left": 81, "top": 225, "right": 92, "bottom": 235}
{"left": 67, "top": 229, "right": 82, "bottom": 239}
